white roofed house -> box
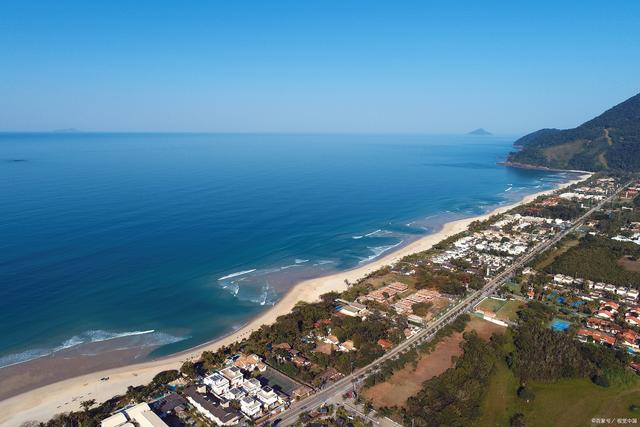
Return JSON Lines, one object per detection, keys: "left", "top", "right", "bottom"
{"left": 204, "top": 372, "right": 230, "bottom": 396}
{"left": 240, "top": 396, "right": 262, "bottom": 418}
{"left": 100, "top": 412, "right": 129, "bottom": 427}
{"left": 100, "top": 403, "right": 168, "bottom": 427}
{"left": 242, "top": 377, "right": 262, "bottom": 395}
{"left": 256, "top": 386, "right": 279, "bottom": 409}
{"left": 224, "top": 386, "right": 246, "bottom": 401}
{"left": 220, "top": 365, "right": 244, "bottom": 387}
{"left": 125, "top": 403, "right": 168, "bottom": 427}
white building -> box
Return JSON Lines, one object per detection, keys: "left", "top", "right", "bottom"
{"left": 224, "top": 386, "right": 246, "bottom": 401}
{"left": 242, "top": 378, "right": 261, "bottom": 396}
{"left": 204, "top": 372, "right": 230, "bottom": 396}
{"left": 240, "top": 396, "right": 262, "bottom": 418}
{"left": 100, "top": 403, "right": 168, "bottom": 427}
{"left": 101, "top": 413, "right": 130, "bottom": 427}
{"left": 126, "top": 403, "right": 168, "bottom": 427}
{"left": 220, "top": 366, "right": 244, "bottom": 387}
{"left": 256, "top": 386, "right": 279, "bottom": 408}
{"left": 184, "top": 386, "right": 241, "bottom": 426}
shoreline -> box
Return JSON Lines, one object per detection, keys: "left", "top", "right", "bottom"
{"left": 0, "top": 172, "right": 590, "bottom": 426}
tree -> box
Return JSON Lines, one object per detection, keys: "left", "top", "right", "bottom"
{"left": 180, "top": 360, "right": 197, "bottom": 378}
{"left": 411, "top": 301, "right": 433, "bottom": 317}
{"left": 517, "top": 386, "right": 535, "bottom": 402}
{"left": 510, "top": 413, "right": 527, "bottom": 427}
{"left": 152, "top": 369, "right": 180, "bottom": 385}
{"left": 80, "top": 399, "right": 96, "bottom": 412}
{"left": 592, "top": 374, "right": 610, "bottom": 388}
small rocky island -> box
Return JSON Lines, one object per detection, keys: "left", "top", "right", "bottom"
{"left": 468, "top": 128, "right": 492, "bottom": 135}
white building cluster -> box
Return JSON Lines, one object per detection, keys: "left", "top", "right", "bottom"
{"left": 198, "top": 355, "right": 286, "bottom": 421}
{"left": 433, "top": 214, "right": 569, "bottom": 276}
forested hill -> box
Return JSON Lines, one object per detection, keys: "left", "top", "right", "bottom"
{"left": 507, "top": 92, "right": 640, "bottom": 171}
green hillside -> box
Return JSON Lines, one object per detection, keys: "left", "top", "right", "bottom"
{"left": 508, "top": 92, "right": 640, "bottom": 171}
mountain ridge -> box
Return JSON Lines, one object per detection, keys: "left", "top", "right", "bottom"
{"left": 508, "top": 93, "right": 640, "bottom": 171}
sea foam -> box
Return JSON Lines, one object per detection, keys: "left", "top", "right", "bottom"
{"left": 218, "top": 269, "right": 257, "bottom": 281}
{"left": 0, "top": 329, "right": 177, "bottom": 369}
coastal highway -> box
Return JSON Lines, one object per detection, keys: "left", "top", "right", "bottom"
{"left": 275, "top": 180, "right": 628, "bottom": 426}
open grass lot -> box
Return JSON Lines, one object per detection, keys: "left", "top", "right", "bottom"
{"left": 474, "top": 357, "right": 640, "bottom": 427}
{"left": 366, "top": 272, "right": 415, "bottom": 290}
{"left": 476, "top": 297, "right": 523, "bottom": 322}
{"left": 363, "top": 318, "right": 504, "bottom": 409}
{"left": 476, "top": 297, "right": 507, "bottom": 313}
{"left": 495, "top": 299, "right": 524, "bottom": 322}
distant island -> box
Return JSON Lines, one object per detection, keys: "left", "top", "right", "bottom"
{"left": 507, "top": 92, "right": 640, "bottom": 171}
{"left": 468, "top": 128, "right": 492, "bottom": 135}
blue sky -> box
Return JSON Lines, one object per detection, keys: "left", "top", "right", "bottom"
{"left": 0, "top": 1, "right": 638, "bottom": 133}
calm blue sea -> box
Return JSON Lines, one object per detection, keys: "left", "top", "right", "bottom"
{"left": 0, "top": 133, "right": 571, "bottom": 367}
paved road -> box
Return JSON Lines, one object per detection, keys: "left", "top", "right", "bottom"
{"left": 275, "top": 181, "right": 628, "bottom": 426}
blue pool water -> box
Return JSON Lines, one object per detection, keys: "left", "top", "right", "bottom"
{"left": 0, "top": 133, "right": 573, "bottom": 367}
{"left": 551, "top": 318, "right": 571, "bottom": 331}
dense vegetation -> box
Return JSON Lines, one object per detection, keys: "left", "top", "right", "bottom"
{"left": 510, "top": 302, "right": 632, "bottom": 386}
{"left": 414, "top": 263, "right": 485, "bottom": 294}
{"left": 403, "top": 332, "right": 499, "bottom": 426}
{"left": 516, "top": 200, "right": 583, "bottom": 220}
{"left": 508, "top": 92, "right": 640, "bottom": 171}
{"left": 543, "top": 235, "right": 640, "bottom": 287}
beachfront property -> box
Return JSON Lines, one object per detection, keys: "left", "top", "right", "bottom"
{"left": 335, "top": 299, "right": 369, "bottom": 318}
{"left": 152, "top": 393, "right": 189, "bottom": 421}
{"left": 203, "top": 372, "right": 230, "bottom": 396}
{"left": 431, "top": 213, "right": 571, "bottom": 277}
{"left": 101, "top": 403, "right": 168, "bottom": 427}
{"left": 233, "top": 353, "right": 267, "bottom": 372}
{"left": 219, "top": 365, "right": 244, "bottom": 387}
{"left": 184, "top": 386, "right": 242, "bottom": 426}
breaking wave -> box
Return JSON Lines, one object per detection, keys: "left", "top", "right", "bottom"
{"left": 218, "top": 269, "right": 257, "bottom": 281}
{"left": 358, "top": 241, "right": 403, "bottom": 264}
{"left": 0, "top": 329, "right": 185, "bottom": 369}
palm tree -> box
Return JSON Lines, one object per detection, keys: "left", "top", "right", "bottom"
{"left": 80, "top": 398, "right": 96, "bottom": 413}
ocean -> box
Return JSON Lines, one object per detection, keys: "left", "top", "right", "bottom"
{"left": 0, "top": 133, "right": 571, "bottom": 368}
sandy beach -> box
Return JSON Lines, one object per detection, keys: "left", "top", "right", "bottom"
{"left": 0, "top": 172, "right": 589, "bottom": 427}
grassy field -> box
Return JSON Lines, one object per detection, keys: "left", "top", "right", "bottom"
{"left": 476, "top": 297, "right": 523, "bottom": 321}
{"left": 495, "top": 300, "right": 524, "bottom": 322}
{"left": 476, "top": 297, "right": 507, "bottom": 313}
{"left": 474, "top": 343, "right": 640, "bottom": 427}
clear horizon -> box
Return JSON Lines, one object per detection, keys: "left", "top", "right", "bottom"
{"left": 1, "top": 1, "right": 639, "bottom": 134}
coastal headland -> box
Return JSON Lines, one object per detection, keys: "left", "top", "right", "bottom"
{"left": 0, "top": 172, "right": 590, "bottom": 427}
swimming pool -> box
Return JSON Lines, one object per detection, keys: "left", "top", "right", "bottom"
{"left": 550, "top": 318, "right": 571, "bottom": 331}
